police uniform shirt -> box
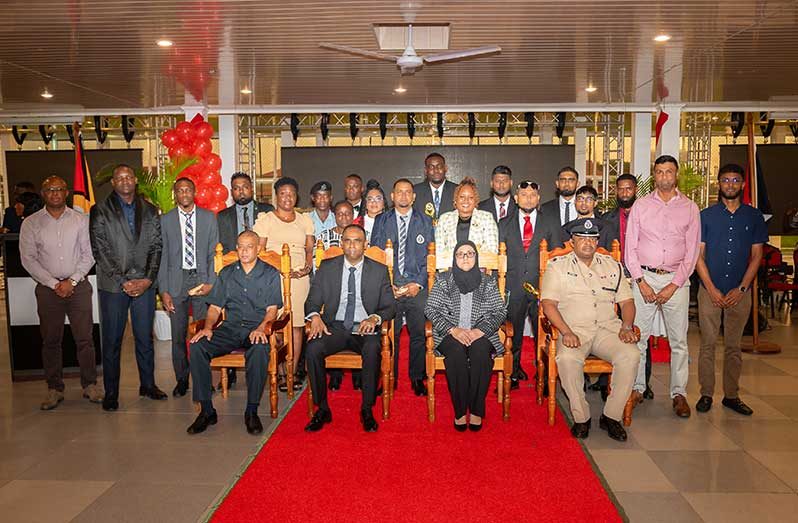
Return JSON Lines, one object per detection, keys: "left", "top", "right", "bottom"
{"left": 206, "top": 259, "right": 283, "bottom": 330}
{"left": 541, "top": 251, "right": 631, "bottom": 337}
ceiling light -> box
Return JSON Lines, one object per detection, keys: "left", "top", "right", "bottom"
{"left": 585, "top": 86, "right": 597, "bottom": 93}
{"left": 711, "top": 116, "right": 719, "bottom": 121}
{"left": 40, "top": 88, "right": 53, "bottom": 99}
{"left": 653, "top": 34, "right": 671, "bottom": 42}
{"left": 157, "top": 39, "right": 173, "bottom": 48}
{"left": 240, "top": 87, "right": 252, "bottom": 95}
{"left": 394, "top": 86, "right": 407, "bottom": 94}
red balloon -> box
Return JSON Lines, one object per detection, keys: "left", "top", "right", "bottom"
{"left": 195, "top": 185, "right": 213, "bottom": 206}
{"left": 176, "top": 121, "right": 194, "bottom": 143}
{"left": 169, "top": 144, "right": 191, "bottom": 159}
{"left": 211, "top": 184, "right": 229, "bottom": 202}
{"left": 181, "top": 163, "right": 202, "bottom": 179}
{"left": 193, "top": 139, "right": 213, "bottom": 158}
{"left": 208, "top": 199, "right": 227, "bottom": 214}
{"left": 204, "top": 153, "right": 221, "bottom": 172}
{"left": 199, "top": 170, "right": 221, "bottom": 187}
{"left": 193, "top": 121, "right": 213, "bottom": 140}
{"left": 161, "top": 129, "right": 180, "bottom": 148}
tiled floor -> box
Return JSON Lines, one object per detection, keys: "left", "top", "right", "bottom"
{"left": 0, "top": 297, "right": 796, "bottom": 522}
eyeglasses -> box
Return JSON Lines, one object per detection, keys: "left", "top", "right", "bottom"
{"left": 43, "top": 187, "right": 67, "bottom": 193}
{"left": 576, "top": 196, "right": 596, "bottom": 203}
{"left": 719, "top": 177, "right": 743, "bottom": 184}
{"left": 455, "top": 251, "right": 477, "bottom": 260}
{"left": 366, "top": 196, "right": 384, "bottom": 203}
{"left": 517, "top": 181, "right": 539, "bottom": 190}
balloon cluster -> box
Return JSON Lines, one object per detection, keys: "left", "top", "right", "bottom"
{"left": 160, "top": 114, "right": 228, "bottom": 213}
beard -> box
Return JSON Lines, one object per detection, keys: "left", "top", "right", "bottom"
{"left": 719, "top": 189, "right": 742, "bottom": 201}
{"left": 235, "top": 195, "right": 253, "bottom": 206}
{"left": 519, "top": 206, "right": 537, "bottom": 214}
{"left": 493, "top": 189, "right": 511, "bottom": 198}
{"left": 558, "top": 188, "right": 575, "bottom": 197}
{"left": 617, "top": 195, "right": 636, "bottom": 209}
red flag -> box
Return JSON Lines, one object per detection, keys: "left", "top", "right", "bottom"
{"left": 72, "top": 129, "right": 96, "bottom": 213}
{"left": 655, "top": 110, "right": 669, "bottom": 144}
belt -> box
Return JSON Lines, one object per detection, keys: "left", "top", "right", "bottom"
{"left": 641, "top": 265, "right": 673, "bottom": 275}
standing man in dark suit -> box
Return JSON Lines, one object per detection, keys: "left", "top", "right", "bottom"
{"left": 479, "top": 165, "right": 517, "bottom": 223}
{"left": 371, "top": 178, "right": 434, "bottom": 396}
{"left": 540, "top": 166, "right": 580, "bottom": 226}
{"left": 499, "top": 180, "right": 563, "bottom": 388}
{"left": 158, "top": 177, "right": 219, "bottom": 397}
{"left": 304, "top": 224, "right": 396, "bottom": 433}
{"left": 89, "top": 164, "right": 165, "bottom": 411}
{"left": 217, "top": 172, "right": 273, "bottom": 253}
{"left": 344, "top": 174, "right": 366, "bottom": 219}
{"left": 414, "top": 152, "right": 457, "bottom": 224}
{"left": 562, "top": 185, "right": 613, "bottom": 250}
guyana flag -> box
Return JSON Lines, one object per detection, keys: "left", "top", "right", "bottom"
{"left": 72, "top": 129, "right": 96, "bottom": 213}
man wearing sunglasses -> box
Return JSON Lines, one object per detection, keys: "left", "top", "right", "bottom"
{"left": 499, "top": 180, "right": 563, "bottom": 388}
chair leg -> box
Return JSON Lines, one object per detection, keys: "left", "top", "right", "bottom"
{"left": 426, "top": 357, "right": 436, "bottom": 423}
{"left": 307, "top": 380, "right": 314, "bottom": 418}
{"left": 537, "top": 348, "right": 545, "bottom": 406}
{"left": 286, "top": 354, "right": 295, "bottom": 399}
{"left": 548, "top": 349, "right": 557, "bottom": 426}
{"left": 381, "top": 333, "right": 391, "bottom": 420}
{"left": 623, "top": 394, "right": 634, "bottom": 426}
{"left": 497, "top": 372, "right": 504, "bottom": 404}
{"left": 221, "top": 367, "right": 229, "bottom": 399}
{"left": 269, "top": 348, "right": 278, "bottom": 419}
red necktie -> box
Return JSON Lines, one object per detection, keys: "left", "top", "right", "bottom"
{"left": 523, "top": 215, "right": 533, "bottom": 251}
{"left": 499, "top": 202, "right": 506, "bottom": 219}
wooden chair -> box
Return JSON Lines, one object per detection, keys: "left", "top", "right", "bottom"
{"left": 536, "top": 239, "right": 636, "bottom": 427}
{"left": 187, "top": 243, "right": 293, "bottom": 419}
{"left": 424, "top": 242, "right": 514, "bottom": 422}
{"left": 305, "top": 239, "right": 396, "bottom": 420}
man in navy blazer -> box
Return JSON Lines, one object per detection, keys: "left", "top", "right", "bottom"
{"left": 371, "top": 178, "right": 435, "bottom": 396}
{"left": 158, "top": 178, "right": 219, "bottom": 397}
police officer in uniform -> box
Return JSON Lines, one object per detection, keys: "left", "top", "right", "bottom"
{"left": 540, "top": 219, "right": 640, "bottom": 442}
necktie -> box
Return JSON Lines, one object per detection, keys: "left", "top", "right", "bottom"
{"left": 564, "top": 200, "right": 571, "bottom": 224}
{"left": 433, "top": 189, "right": 441, "bottom": 216}
{"left": 183, "top": 211, "right": 195, "bottom": 268}
{"left": 522, "top": 215, "right": 533, "bottom": 251}
{"left": 343, "top": 267, "right": 357, "bottom": 330}
{"left": 499, "top": 202, "right": 506, "bottom": 219}
{"left": 242, "top": 207, "right": 250, "bottom": 231}
{"left": 398, "top": 215, "right": 408, "bottom": 276}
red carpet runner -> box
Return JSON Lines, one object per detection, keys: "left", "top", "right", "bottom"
{"left": 213, "top": 335, "right": 621, "bottom": 522}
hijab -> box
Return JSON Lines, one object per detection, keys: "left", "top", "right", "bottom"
{"left": 451, "top": 240, "right": 481, "bottom": 295}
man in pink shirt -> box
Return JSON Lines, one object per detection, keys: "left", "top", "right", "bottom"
{"left": 625, "top": 155, "right": 700, "bottom": 418}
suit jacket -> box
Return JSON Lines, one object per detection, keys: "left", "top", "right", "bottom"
{"left": 217, "top": 201, "right": 274, "bottom": 253}
{"left": 601, "top": 207, "right": 622, "bottom": 246}
{"left": 413, "top": 179, "right": 457, "bottom": 221}
{"left": 478, "top": 196, "right": 517, "bottom": 224}
{"left": 370, "top": 209, "right": 434, "bottom": 287}
{"left": 89, "top": 193, "right": 162, "bottom": 293}
{"left": 435, "top": 209, "right": 499, "bottom": 270}
{"left": 306, "top": 256, "right": 396, "bottom": 326}
{"left": 499, "top": 208, "right": 563, "bottom": 296}
{"left": 157, "top": 206, "right": 219, "bottom": 297}
{"left": 540, "top": 197, "right": 579, "bottom": 227}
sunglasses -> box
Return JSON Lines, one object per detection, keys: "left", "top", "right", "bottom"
{"left": 517, "top": 181, "right": 539, "bottom": 190}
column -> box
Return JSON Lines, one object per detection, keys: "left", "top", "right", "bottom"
{"left": 574, "top": 127, "right": 587, "bottom": 185}
{"left": 631, "top": 112, "right": 653, "bottom": 180}
{"left": 217, "top": 115, "right": 237, "bottom": 205}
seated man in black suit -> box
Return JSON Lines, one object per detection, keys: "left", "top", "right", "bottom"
{"left": 304, "top": 224, "right": 396, "bottom": 433}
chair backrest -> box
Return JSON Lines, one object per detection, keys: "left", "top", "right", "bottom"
{"left": 425, "top": 241, "right": 507, "bottom": 297}
{"left": 314, "top": 238, "right": 394, "bottom": 284}
{"left": 213, "top": 242, "right": 292, "bottom": 314}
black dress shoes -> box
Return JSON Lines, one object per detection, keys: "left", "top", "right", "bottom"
{"left": 696, "top": 395, "right": 713, "bottom": 413}
{"left": 360, "top": 409, "right": 378, "bottom": 432}
{"left": 328, "top": 373, "right": 342, "bottom": 391}
{"left": 102, "top": 398, "right": 119, "bottom": 411}
{"left": 139, "top": 385, "right": 168, "bottom": 400}
{"left": 599, "top": 415, "right": 627, "bottom": 441}
{"left": 570, "top": 419, "right": 591, "bottom": 439}
{"left": 187, "top": 411, "right": 218, "bottom": 434}
{"left": 509, "top": 377, "right": 520, "bottom": 391}
{"left": 173, "top": 379, "right": 189, "bottom": 397}
{"left": 411, "top": 379, "right": 427, "bottom": 397}
{"left": 352, "top": 372, "right": 362, "bottom": 390}
{"left": 516, "top": 366, "right": 529, "bottom": 381}
{"left": 245, "top": 412, "right": 263, "bottom": 434}
{"left": 643, "top": 385, "right": 654, "bottom": 400}
{"left": 468, "top": 420, "right": 483, "bottom": 432}
{"left": 454, "top": 420, "right": 467, "bottom": 432}
{"left": 304, "top": 409, "right": 332, "bottom": 432}
{"left": 722, "top": 397, "right": 753, "bottom": 416}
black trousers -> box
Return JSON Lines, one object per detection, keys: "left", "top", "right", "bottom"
{"left": 394, "top": 289, "right": 427, "bottom": 381}
{"left": 189, "top": 324, "right": 268, "bottom": 407}
{"left": 306, "top": 322, "right": 381, "bottom": 412}
{"left": 507, "top": 289, "right": 537, "bottom": 375}
{"left": 169, "top": 270, "right": 208, "bottom": 382}
{"left": 437, "top": 335, "right": 494, "bottom": 418}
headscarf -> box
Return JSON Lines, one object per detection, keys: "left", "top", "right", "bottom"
{"left": 451, "top": 240, "right": 481, "bottom": 295}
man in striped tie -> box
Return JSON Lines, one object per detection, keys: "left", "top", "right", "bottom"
{"left": 371, "top": 179, "right": 434, "bottom": 396}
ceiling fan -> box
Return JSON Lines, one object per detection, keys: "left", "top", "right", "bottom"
{"left": 319, "top": 25, "right": 501, "bottom": 75}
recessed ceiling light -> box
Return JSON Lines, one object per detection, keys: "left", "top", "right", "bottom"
{"left": 40, "top": 88, "right": 53, "bottom": 99}
{"left": 585, "top": 86, "right": 597, "bottom": 93}
{"left": 653, "top": 34, "right": 671, "bottom": 42}
{"left": 240, "top": 87, "right": 252, "bottom": 95}
{"left": 157, "top": 39, "right": 173, "bottom": 48}
{"left": 394, "top": 86, "right": 407, "bottom": 94}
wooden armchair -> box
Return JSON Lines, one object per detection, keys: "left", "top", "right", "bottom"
{"left": 536, "top": 239, "right": 636, "bottom": 427}
{"left": 305, "top": 239, "right": 396, "bottom": 420}
{"left": 424, "top": 242, "right": 514, "bottom": 422}
{"left": 187, "top": 242, "right": 293, "bottom": 419}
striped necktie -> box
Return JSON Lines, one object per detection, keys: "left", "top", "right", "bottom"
{"left": 433, "top": 188, "right": 441, "bottom": 216}
{"left": 398, "top": 215, "right": 408, "bottom": 276}
{"left": 183, "top": 211, "right": 195, "bottom": 268}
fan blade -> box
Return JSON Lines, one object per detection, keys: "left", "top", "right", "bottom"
{"left": 423, "top": 45, "right": 502, "bottom": 64}
{"left": 319, "top": 42, "right": 398, "bottom": 62}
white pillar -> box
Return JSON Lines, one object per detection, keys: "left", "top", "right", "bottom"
{"left": 574, "top": 127, "right": 587, "bottom": 185}
{"left": 631, "top": 112, "right": 653, "bottom": 180}
{"left": 540, "top": 129, "right": 553, "bottom": 145}
{"left": 218, "top": 115, "right": 237, "bottom": 205}
{"left": 655, "top": 103, "right": 682, "bottom": 161}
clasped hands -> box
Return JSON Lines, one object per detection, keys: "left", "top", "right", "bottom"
{"left": 638, "top": 280, "right": 677, "bottom": 305}
{"left": 123, "top": 278, "right": 151, "bottom": 298}
{"left": 449, "top": 327, "right": 485, "bottom": 346}
{"left": 706, "top": 285, "right": 745, "bottom": 309}
{"left": 393, "top": 282, "right": 421, "bottom": 299}
{"left": 54, "top": 279, "right": 75, "bottom": 298}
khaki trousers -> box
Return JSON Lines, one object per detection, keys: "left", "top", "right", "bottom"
{"left": 556, "top": 327, "right": 640, "bottom": 423}
{"left": 697, "top": 285, "right": 751, "bottom": 399}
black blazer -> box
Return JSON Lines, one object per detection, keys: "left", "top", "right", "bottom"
{"left": 413, "top": 180, "right": 457, "bottom": 221}
{"left": 217, "top": 202, "right": 274, "bottom": 253}
{"left": 499, "top": 208, "right": 563, "bottom": 295}
{"left": 89, "top": 193, "right": 162, "bottom": 293}
{"left": 478, "top": 196, "right": 517, "bottom": 223}
{"left": 539, "top": 198, "right": 567, "bottom": 226}
{"left": 306, "top": 256, "right": 396, "bottom": 326}
{"left": 601, "top": 207, "right": 622, "bottom": 246}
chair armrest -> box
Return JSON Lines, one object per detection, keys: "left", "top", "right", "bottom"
{"left": 187, "top": 319, "right": 205, "bottom": 338}
{"left": 500, "top": 320, "right": 514, "bottom": 339}
{"left": 381, "top": 322, "right": 390, "bottom": 336}
{"left": 265, "top": 311, "right": 291, "bottom": 335}
{"left": 540, "top": 316, "right": 557, "bottom": 338}
{"left": 425, "top": 320, "right": 433, "bottom": 338}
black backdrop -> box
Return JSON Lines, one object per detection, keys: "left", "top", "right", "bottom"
{"left": 281, "top": 145, "right": 576, "bottom": 204}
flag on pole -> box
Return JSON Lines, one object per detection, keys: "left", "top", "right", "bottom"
{"left": 72, "top": 128, "right": 96, "bottom": 214}
{"left": 743, "top": 142, "right": 773, "bottom": 222}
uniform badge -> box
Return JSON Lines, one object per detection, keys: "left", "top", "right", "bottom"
{"left": 424, "top": 202, "right": 435, "bottom": 218}
{"left": 416, "top": 234, "right": 425, "bottom": 244}
{"left": 584, "top": 219, "right": 593, "bottom": 230}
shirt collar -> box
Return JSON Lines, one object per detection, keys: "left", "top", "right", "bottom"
{"left": 180, "top": 205, "right": 196, "bottom": 216}
{"left": 559, "top": 195, "right": 574, "bottom": 206}
{"left": 519, "top": 208, "right": 537, "bottom": 219}
{"left": 397, "top": 208, "right": 413, "bottom": 221}
{"left": 236, "top": 201, "right": 254, "bottom": 210}
{"left": 652, "top": 189, "right": 683, "bottom": 203}
{"left": 115, "top": 193, "right": 136, "bottom": 208}
{"left": 344, "top": 257, "right": 365, "bottom": 272}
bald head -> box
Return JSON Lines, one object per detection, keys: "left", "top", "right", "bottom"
{"left": 40, "top": 175, "right": 69, "bottom": 212}
{"left": 236, "top": 230, "right": 261, "bottom": 265}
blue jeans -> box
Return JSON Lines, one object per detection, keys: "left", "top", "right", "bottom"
{"left": 99, "top": 288, "right": 156, "bottom": 400}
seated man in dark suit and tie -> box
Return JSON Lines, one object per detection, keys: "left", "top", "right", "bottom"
{"left": 414, "top": 152, "right": 457, "bottom": 223}
{"left": 371, "top": 178, "right": 435, "bottom": 396}
{"left": 304, "top": 224, "right": 396, "bottom": 433}
{"left": 499, "top": 180, "right": 563, "bottom": 388}
{"left": 187, "top": 230, "right": 283, "bottom": 435}
{"left": 478, "top": 165, "right": 516, "bottom": 223}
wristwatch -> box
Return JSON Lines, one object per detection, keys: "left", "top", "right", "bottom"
{"left": 69, "top": 278, "right": 78, "bottom": 287}
{"left": 739, "top": 285, "right": 748, "bottom": 293}
{"left": 635, "top": 277, "right": 644, "bottom": 284}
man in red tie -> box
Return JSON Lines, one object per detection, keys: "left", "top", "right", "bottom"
{"left": 499, "top": 181, "right": 563, "bottom": 388}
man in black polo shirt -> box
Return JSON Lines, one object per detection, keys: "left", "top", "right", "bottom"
{"left": 187, "top": 230, "right": 283, "bottom": 435}
{"left": 695, "top": 163, "right": 768, "bottom": 416}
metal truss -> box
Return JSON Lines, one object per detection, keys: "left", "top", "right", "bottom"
{"left": 600, "top": 113, "right": 626, "bottom": 201}
{"left": 684, "top": 112, "right": 712, "bottom": 207}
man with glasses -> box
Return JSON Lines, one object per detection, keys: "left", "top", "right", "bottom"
{"left": 563, "top": 185, "right": 612, "bottom": 250}
{"left": 694, "top": 164, "right": 767, "bottom": 416}
{"left": 414, "top": 152, "right": 457, "bottom": 224}
{"left": 499, "top": 180, "right": 562, "bottom": 388}
{"left": 541, "top": 166, "right": 580, "bottom": 226}
{"left": 20, "top": 176, "right": 101, "bottom": 410}
{"left": 479, "top": 165, "right": 517, "bottom": 223}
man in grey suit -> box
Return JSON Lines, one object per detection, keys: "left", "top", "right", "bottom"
{"left": 413, "top": 152, "right": 457, "bottom": 224}
{"left": 158, "top": 177, "right": 219, "bottom": 397}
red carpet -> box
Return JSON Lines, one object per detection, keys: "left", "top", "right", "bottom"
{"left": 213, "top": 334, "right": 621, "bottom": 522}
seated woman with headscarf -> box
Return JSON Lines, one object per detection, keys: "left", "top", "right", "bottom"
{"left": 425, "top": 241, "right": 507, "bottom": 431}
